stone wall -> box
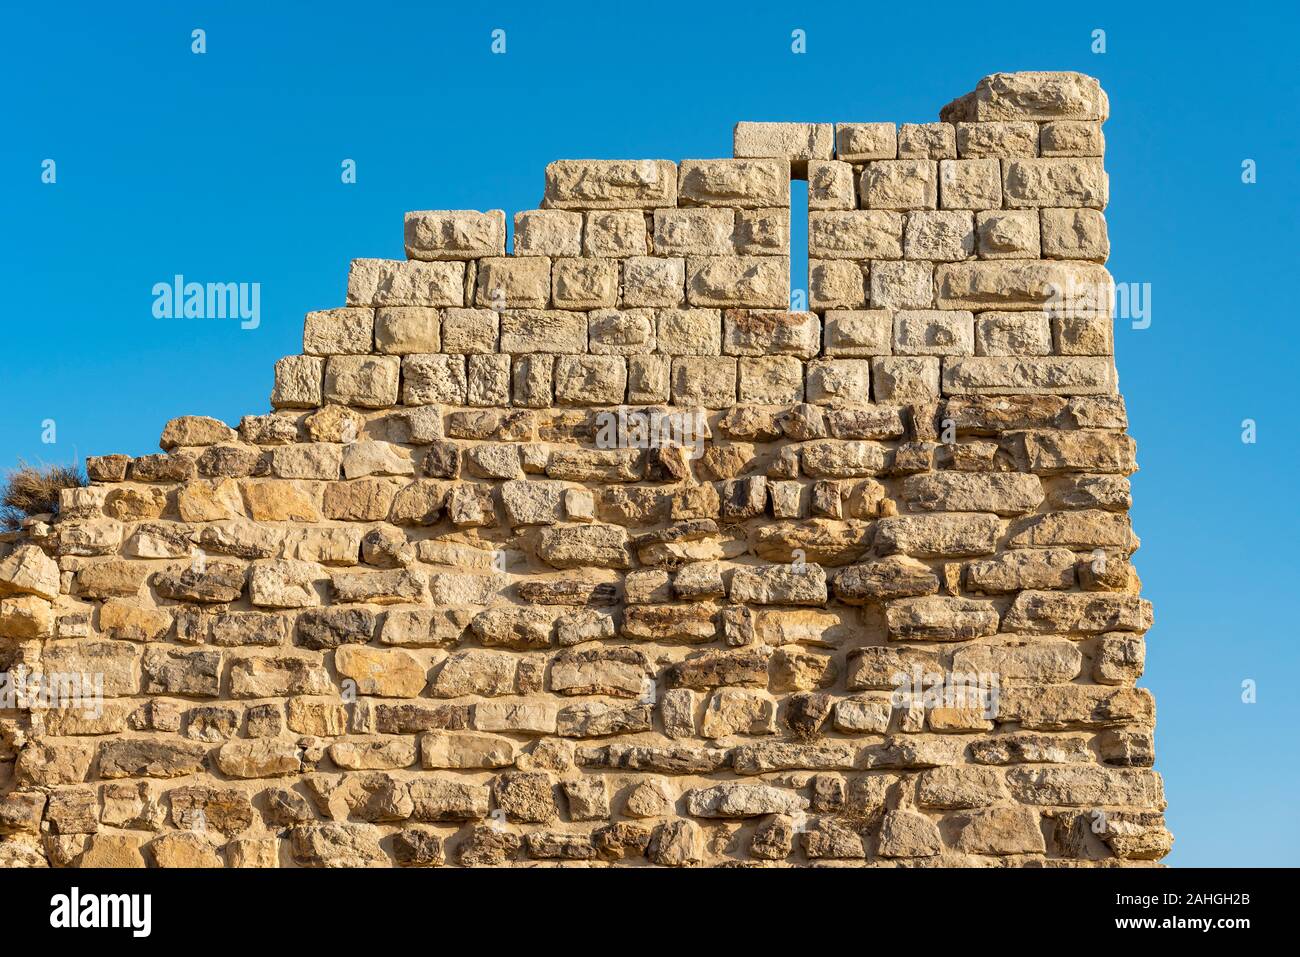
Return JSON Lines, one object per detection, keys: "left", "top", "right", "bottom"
{"left": 0, "top": 71, "right": 1170, "bottom": 868}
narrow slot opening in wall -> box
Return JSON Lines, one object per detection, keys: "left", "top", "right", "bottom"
{"left": 789, "top": 178, "right": 808, "bottom": 311}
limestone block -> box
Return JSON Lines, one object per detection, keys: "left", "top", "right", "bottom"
{"left": 347, "top": 258, "right": 464, "bottom": 307}
{"left": 374, "top": 307, "right": 439, "bottom": 354}
{"left": 942, "top": 356, "right": 1116, "bottom": 395}
{"left": 733, "top": 207, "right": 790, "bottom": 255}
{"left": 976, "top": 210, "right": 1040, "bottom": 259}
{"left": 955, "top": 122, "right": 1038, "bottom": 158}
{"left": 1041, "top": 208, "right": 1109, "bottom": 262}
{"left": 583, "top": 210, "right": 648, "bottom": 256}
{"left": 904, "top": 210, "right": 975, "bottom": 261}
{"left": 1040, "top": 121, "right": 1105, "bottom": 157}
{"left": 686, "top": 256, "right": 788, "bottom": 308}
{"left": 544, "top": 160, "right": 677, "bottom": 210}
{"left": 734, "top": 121, "right": 833, "bottom": 169}
{"left": 975, "top": 312, "right": 1053, "bottom": 356}
{"left": 403, "top": 209, "right": 505, "bottom": 260}
{"left": 554, "top": 355, "right": 627, "bottom": 405}
{"left": 937, "top": 159, "right": 1001, "bottom": 209}
{"left": 441, "top": 308, "right": 499, "bottom": 353}
{"left": 807, "top": 160, "right": 855, "bottom": 210}
{"left": 678, "top": 159, "right": 789, "bottom": 209}
{"left": 324, "top": 355, "right": 400, "bottom": 408}
{"left": 861, "top": 160, "right": 937, "bottom": 210}
{"left": 272, "top": 355, "right": 324, "bottom": 409}
{"left": 401, "top": 354, "right": 466, "bottom": 405}
{"left": 809, "top": 210, "right": 903, "bottom": 259}
{"left": 809, "top": 260, "right": 867, "bottom": 310}
{"left": 654, "top": 208, "right": 734, "bottom": 256}
{"left": 475, "top": 257, "right": 551, "bottom": 309}
{"left": 898, "top": 123, "right": 956, "bottom": 159}
{"left": 823, "top": 310, "right": 891, "bottom": 356}
{"left": 670, "top": 357, "right": 737, "bottom": 408}
{"left": 893, "top": 310, "right": 974, "bottom": 356}
{"left": 1003, "top": 159, "right": 1108, "bottom": 209}
{"left": 514, "top": 209, "right": 582, "bottom": 256}
{"left": 552, "top": 257, "right": 618, "bottom": 309}
{"left": 622, "top": 256, "right": 686, "bottom": 307}
{"left": 499, "top": 310, "right": 587, "bottom": 354}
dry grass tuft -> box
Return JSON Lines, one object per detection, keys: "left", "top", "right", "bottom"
{"left": 1, "top": 460, "right": 86, "bottom": 530}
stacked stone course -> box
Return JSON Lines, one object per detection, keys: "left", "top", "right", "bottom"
{"left": 0, "top": 71, "right": 1169, "bottom": 868}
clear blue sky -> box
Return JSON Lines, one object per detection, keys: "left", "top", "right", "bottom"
{"left": 3, "top": 2, "right": 1296, "bottom": 866}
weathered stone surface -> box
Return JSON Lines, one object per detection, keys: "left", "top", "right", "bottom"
{"left": 884, "top": 596, "right": 999, "bottom": 641}
{"left": 13, "top": 72, "right": 1166, "bottom": 869}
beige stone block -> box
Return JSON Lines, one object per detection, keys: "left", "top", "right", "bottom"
{"left": 347, "top": 258, "right": 464, "bottom": 307}
{"left": 807, "top": 160, "right": 855, "bottom": 210}
{"left": 303, "top": 308, "right": 374, "bottom": 355}
{"left": 735, "top": 122, "right": 833, "bottom": 170}
{"left": 1003, "top": 158, "right": 1107, "bottom": 209}
{"left": 671, "top": 356, "right": 737, "bottom": 408}
{"left": 823, "top": 310, "right": 891, "bottom": 356}
{"left": 809, "top": 210, "right": 903, "bottom": 259}
{"left": 975, "top": 312, "right": 1053, "bottom": 356}
{"left": 938, "top": 159, "right": 1001, "bottom": 209}
{"left": 935, "top": 261, "right": 1112, "bottom": 313}
{"left": 871, "top": 356, "right": 940, "bottom": 401}
{"left": 554, "top": 355, "right": 627, "bottom": 405}
{"left": 512, "top": 353, "right": 554, "bottom": 407}
{"left": 653, "top": 208, "right": 733, "bottom": 255}
{"left": 686, "top": 256, "right": 787, "bottom": 308}
{"left": 475, "top": 257, "right": 550, "bottom": 309}
{"left": 404, "top": 209, "right": 505, "bottom": 260}
{"left": 893, "top": 310, "right": 974, "bottom": 356}
{"left": 835, "top": 122, "right": 897, "bottom": 161}
{"left": 941, "top": 356, "right": 1116, "bottom": 395}
{"left": 733, "top": 207, "right": 790, "bottom": 255}
{"left": 588, "top": 309, "right": 655, "bottom": 355}
{"left": 723, "top": 310, "right": 819, "bottom": 358}
{"left": 976, "top": 210, "right": 1040, "bottom": 259}
{"left": 514, "top": 209, "right": 582, "bottom": 256}
{"left": 272, "top": 355, "right": 324, "bottom": 409}
{"left": 1041, "top": 208, "right": 1109, "bottom": 262}
{"left": 627, "top": 355, "right": 670, "bottom": 404}
{"left": 499, "top": 310, "right": 587, "bottom": 353}
{"left": 956, "top": 122, "right": 1038, "bottom": 158}
{"left": 809, "top": 260, "right": 866, "bottom": 309}
{"left": 440, "top": 308, "right": 499, "bottom": 353}
{"left": 657, "top": 308, "right": 722, "bottom": 355}
{"left": 904, "top": 210, "right": 974, "bottom": 261}
{"left": 870, "top": 260, "right": 933, "bottom": 310}
{"left": 622, "top": 256, "right": 686, "bottom": 307}
{"left": 678, "top": 159, "right": 789, "bottom": 209}
{"left": 324, "top": 355, "right": 400, "bottom": 408}
{"left": 552, "top": 257, "right": 618, "bottom": 309}
{"left": 1040, "top": 121, "right": 1105, "bottom": 157}
{"left": 959, "top": 72, "right": 1108, "bottom": 122}
{"left": 544, "top": 160, "right": 677, "bottom": 209}
{"left": 737, "top": 356, "right": 804, "bottom": 404}
{"left": 374, "top": 307, "right": 439, "bottom": 354}
{"left": 401, "top": 353, "right": 466, "bottom": 405}
{"left": 806, "top": 358, "right": 871, "bottom": 406}
{"left": 898, "top": 123, "right": 956, "bottom": 159}
{"left": 583, "top": 210, "right": 648, "bottom": 256}
{"left": 861, "top": 160, "right": 937, "bottom": 210}
{"left": 467, "top": 353, "right": 511, "bottom": 406}
{"left": 1053, "top": 314, "right": 1114, "bottom": 355}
